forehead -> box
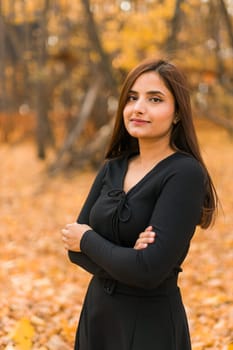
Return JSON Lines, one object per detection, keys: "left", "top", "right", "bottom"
{"left": 130, "top": 71, "right": 171, "bottom": 94}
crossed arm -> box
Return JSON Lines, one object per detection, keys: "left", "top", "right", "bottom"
{"left": 61, "top": 223, "right": 156, "bottom": 252}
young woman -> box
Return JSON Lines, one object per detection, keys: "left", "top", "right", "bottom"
{"left": 61, "top": 58, "right": 218, "bottom": 350}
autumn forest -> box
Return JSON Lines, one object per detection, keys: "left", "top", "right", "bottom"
{"left": 0, "top": 0, "right": 233, "bottom": 349}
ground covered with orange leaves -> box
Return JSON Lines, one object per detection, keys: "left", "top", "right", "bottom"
{"left": 0, "top": 119, "right": 232, "bottom": 350}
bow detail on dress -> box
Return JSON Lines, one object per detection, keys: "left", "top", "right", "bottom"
{"left": 107, "top": 189, "right": 131, "bottom": 243}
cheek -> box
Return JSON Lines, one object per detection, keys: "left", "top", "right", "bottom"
{"left": 123, "top": 105, "right": 129, "bottom": 116}
{"left": 156, "top": 106, "right": 175, "bottom": 123}
{"left": 123, "top": 106, "right": 130, "bottom": 124}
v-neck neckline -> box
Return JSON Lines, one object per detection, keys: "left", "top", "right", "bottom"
{"left": 121, "top": 152, "right": 179, "bottom": 196}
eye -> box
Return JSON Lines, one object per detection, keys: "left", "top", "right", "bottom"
{"left": 150, "top": 97, "right": 162, "bottom": 103}
{"left": 126, "top": 95, "right": 137, "bottom": 102}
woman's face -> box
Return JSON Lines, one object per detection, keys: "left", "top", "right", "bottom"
{"left": 123, "top": 71, "right": 176, "bottom": 144}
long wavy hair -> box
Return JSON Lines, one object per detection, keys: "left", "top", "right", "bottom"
{"left": 105, "top": 58, "right": 218, "bottom": 228}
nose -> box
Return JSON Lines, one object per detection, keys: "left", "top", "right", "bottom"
{"left": 133, "top": 97, "right": 146, "bottom": 114}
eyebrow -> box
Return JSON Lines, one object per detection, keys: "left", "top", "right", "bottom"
{"left": 129, "top": 89, "right": 166, "bottom": 96}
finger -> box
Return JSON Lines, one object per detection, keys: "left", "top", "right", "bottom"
{"left": 65, "top": 223, "right": 74, "bottom": 229}
{"left": 61, "top": 228, "right": 68, "bottom": 236}
{"left": 134, "top": 243, "right": 148, "bottom": 250}
{"left": 62, "top": 235, "right": 68, "bottom": 243}
{"left": 143, "top": 236, "right": 155, "bottom": 243}
{"left": 139, "top": 231, "right": 156, "bottom": 239}
{"left": 136, "top": 234, "right": 156, "bottom": 245}
{"left": 137, "top": 238, "right": 155, "bottom": 245}
{"left": 145, "top": 226, "right": 153, "bottom": 231}
{"left": 63, "top": 243, "right": 69, "bottom": 250}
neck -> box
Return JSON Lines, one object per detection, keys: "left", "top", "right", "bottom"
{"left": 137, "top": 139, "right": 174, "bottom": 165}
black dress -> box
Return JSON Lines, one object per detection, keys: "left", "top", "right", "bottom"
{"left": 68, "top": 152, "right": 205, "bottom": 350}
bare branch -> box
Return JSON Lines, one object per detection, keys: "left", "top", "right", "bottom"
{"left": 49, "top": 76, "right": 102, "bottom": 172}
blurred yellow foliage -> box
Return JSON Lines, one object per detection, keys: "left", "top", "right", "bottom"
{"left": 10, "top": 318, "right": 35, "bottom": 350}
{"left": 2, "top": 0, "right": 44, "bottom": 22}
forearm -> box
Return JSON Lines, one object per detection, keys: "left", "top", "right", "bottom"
{"left": 63, "top": 221, "right": 111, "bottom": 278}
{"left": 68, "top": 250, "right": 112, "bottom": 278}
{"left": 80, "top": 230, "right": 170, "bottom": 289}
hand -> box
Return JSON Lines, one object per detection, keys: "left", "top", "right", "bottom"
{"left": 61, "top": 222, "right": 91, "bottom": 252}
{"left": 134, "top": 226, "right": 156, "bottom": 250}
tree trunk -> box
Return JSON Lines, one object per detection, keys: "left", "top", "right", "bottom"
{"left": 49, "top": 0, "right": 119, "bottom": 172}
{"left": 80, "top": 0, "right": 118, "bottom": 96}
{"left": 0, "top": 4, "right": 6, "bottom": 113}
{"left": 219, "top": 0, "right": 233, "bottom": 48}
{"left": 0, "top": 3, "right": 8, "bottom": 141}
{"left": 35, "top": 0, "right": 54, "bottom": 159}
{"left": 208, "top": 0, "right": 231, "bottom": 91}
{"left": 165, "top": 0, "right": 184, "bottom": 53}
{"left": 22, "top": 0, "right": 31, "bottom": 103}
{"left": 73, "top": 120, "right": 114, "bottom": 168}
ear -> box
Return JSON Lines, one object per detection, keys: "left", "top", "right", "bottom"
{"left": 173, "top": 113, "right": 180, "bottom": 125}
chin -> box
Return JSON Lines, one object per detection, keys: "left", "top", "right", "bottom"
{"left": 127, "top": 129, "right": 147, "bottom": 138}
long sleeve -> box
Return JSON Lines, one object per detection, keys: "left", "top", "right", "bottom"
{"left": 80, "top": 159, "right": 205, "bottom": 289}
{"left": 68, "top": 162, "right": 111, "bottom": 278}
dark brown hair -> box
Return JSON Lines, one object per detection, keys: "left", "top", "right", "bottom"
{"left": 105, "top": 58, "right": 218, "bottom": 228}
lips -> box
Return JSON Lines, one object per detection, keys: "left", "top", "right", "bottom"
{"left": 130, "top": 118, "right": 150, "bottom": 124}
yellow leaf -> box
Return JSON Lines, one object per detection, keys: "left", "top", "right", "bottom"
{"left": 11, "top": 318, "right": 35, "bottom": 350}
{"left": 228, "top": 344, "right": 233, "bottom": 350}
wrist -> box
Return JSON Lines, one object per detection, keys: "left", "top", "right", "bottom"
{"left": 80, "top": 229, "right": 92, "bottom": 252}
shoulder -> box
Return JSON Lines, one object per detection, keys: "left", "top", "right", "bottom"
{"left": 175, "top": 152, "right": 204, "bottom": 173}
{"left": 164, "top": 152, "right": 206, "bottom": 184}
{"left": 104, "top": 154, "right": 128, "bottom": 171}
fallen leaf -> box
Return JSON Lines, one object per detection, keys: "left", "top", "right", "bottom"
{"left": 10, "top": 318, "right": 34, "bottom": 350}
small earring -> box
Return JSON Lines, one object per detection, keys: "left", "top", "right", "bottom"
{"left": 173, "top": 116, "right": 180, "bottom": 125}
